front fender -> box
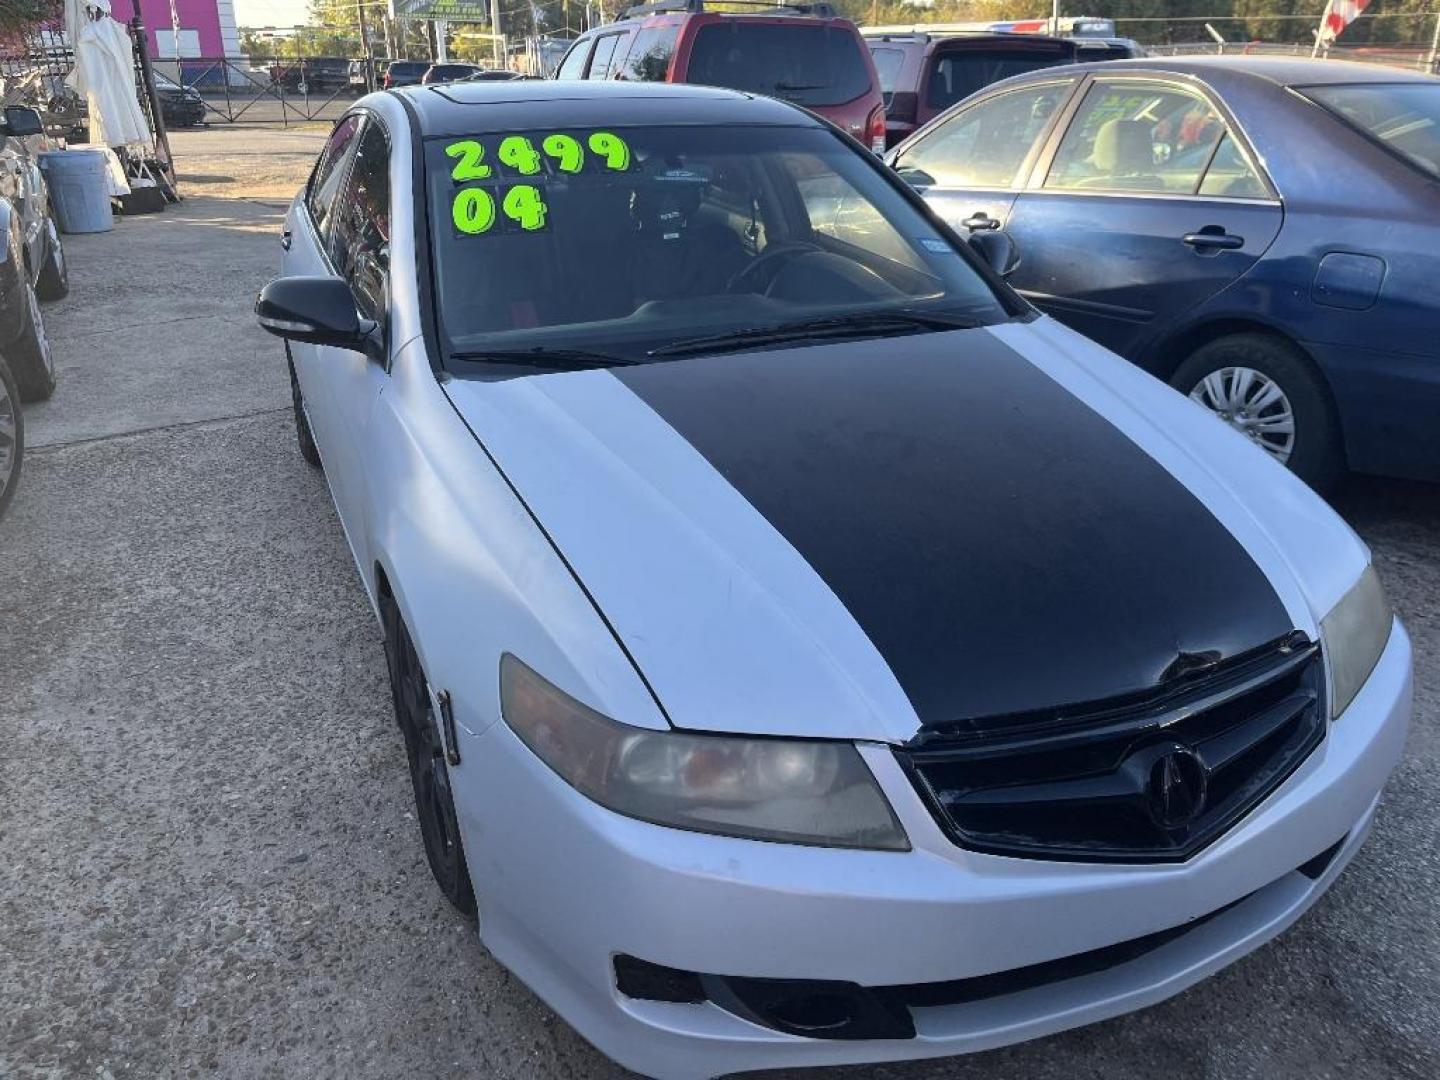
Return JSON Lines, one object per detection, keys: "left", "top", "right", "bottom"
{"left": 361, "top": 338, "right": 668, "bottom": 749}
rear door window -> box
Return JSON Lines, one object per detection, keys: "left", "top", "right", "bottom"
{"left": 895, "top": 82, "right": 1071, "bottom": 189}
{"left": 620, "top": 25, "right": 680, "bottom": 81}
{"left": 686, "top": 23, "right": 870, "bottom": 106}
{"left": 926, "top": 47, "right": 1074, "bottom": 112}
{"left": 1046, "top": 82, "right": 1228, "bottom": 195}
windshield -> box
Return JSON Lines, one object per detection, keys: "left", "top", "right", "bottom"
{"left": 1304, "top": 83, "right": 1440, "bottom": 181}
{"left": 426, "top": 124, "right": 1008, "bottom": 370}
{"left": 688, "top": 23, "right": 871, "bottom": 107}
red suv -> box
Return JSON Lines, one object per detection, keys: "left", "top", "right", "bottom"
{"left": 554, "top": 0, "right": 886, "bottom": 153}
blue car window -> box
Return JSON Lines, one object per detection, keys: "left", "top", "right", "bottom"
{"left": 1047, "top": 83, "right": 1226, "bottom": 196}
{"left": 1197, "top": 134, "right": 1267, "bottom": 199}
{"left": 1304, "top": 83, "right": 1440, "bottom": 181}
{"left": 893, "top": 83, "right": 1069, "bottom": 189}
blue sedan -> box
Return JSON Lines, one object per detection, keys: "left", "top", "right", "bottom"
{"left": 888, "top": 57, "right": 1440, "bottom": 488}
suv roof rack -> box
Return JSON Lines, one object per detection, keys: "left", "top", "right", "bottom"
{"left": 619, "top": 0, "right": 837, "bottom": 20}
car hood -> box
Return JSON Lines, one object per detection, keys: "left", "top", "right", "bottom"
{"left": 443, "top": 318, "right": 1366, "bottom": 743}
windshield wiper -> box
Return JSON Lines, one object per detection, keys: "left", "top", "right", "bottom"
{"left": 647, "top": 309, "right": 982, "bottom": 359}
{"left": 450, "top": 347, "right": 639, "bottom": 370}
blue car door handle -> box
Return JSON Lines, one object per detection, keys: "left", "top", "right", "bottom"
{"left": 1183, "top": 231, "right": 1244, "bottom": 251}
{"left": 962, "top": 212, "right": 1001, "bottom": 231}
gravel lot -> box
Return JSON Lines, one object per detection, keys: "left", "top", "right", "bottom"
{"left": 1, "top": 126, "right": 1437, "bottom": 1080}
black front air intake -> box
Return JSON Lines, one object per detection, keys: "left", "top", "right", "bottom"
{"left": 895, "top": 637, "right": 1327, "bottom": 863}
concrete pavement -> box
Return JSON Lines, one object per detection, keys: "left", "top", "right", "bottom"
{"left": 1, "top": 126, "right": 1436, "bottom": 1080}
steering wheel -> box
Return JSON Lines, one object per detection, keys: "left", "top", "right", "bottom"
{"left": 726, "top": 241, "right": 823, "bottom": 295}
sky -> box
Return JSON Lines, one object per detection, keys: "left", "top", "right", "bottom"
{"left": 234, "top": 0, "right": 318, "bottom": 29}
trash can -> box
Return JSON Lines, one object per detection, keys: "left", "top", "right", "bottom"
{"left": 38, "top": 150, "right": 113, "bottom": 234}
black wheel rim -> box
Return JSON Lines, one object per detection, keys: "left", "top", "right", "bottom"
{"left": 387, "top": 614, "right": 470, "bottom": 901}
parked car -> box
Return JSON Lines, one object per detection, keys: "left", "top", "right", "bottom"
{"left": 270, "top": 57, "right": 351, "bottom": 95}
{"left": 256, "top": 79, "right": 1409, "bottom": 1080}
{"left": 349, "top": 58, "right": 383, "bottom": 92}
{"left": 554, "top": 0, "right": 887, "bottom": 152}
{"left": 149, "top": 70, "right": 206, "bottom": 128}
{"left": 382, "top": 60, "right": 429, "bottom": 90}
{"left": 891, "top": 56, "right": 1440, "bottom": 487}
{"left": 462, "top": 69, "right": 530, "bottom": 82}
{"left": 1071, "top": 35, "right": 1146, "bottom": 61}
{"left": 1, "top": 105, "right": 66, "bottom": 402}
{"left": 0, "top": 354, "right": 21, "bottom": 522}
{"left": 421, "top": 62, "right": 486, "bottom": 84}
{"left": 863, "top": 30, "right": 1077, "bottom": 148}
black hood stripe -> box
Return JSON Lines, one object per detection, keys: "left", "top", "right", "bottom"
{"left": 612, "top": 329, "right": 1294, "bottom": 728}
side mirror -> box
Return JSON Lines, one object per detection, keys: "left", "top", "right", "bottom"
{"left": 255, "top": 276, "right": 381, "bottom": 359}
{"left": 968, "top": 230, "right": 1020, "bottom": 278}
{"left": 2, "top": 106, "right": 45, "bottom": 138}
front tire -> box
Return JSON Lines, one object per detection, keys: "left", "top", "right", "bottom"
{"left": 0, "top": 357, "right": 24, "bottom": 522}
{"left": 5, "top": 268, "right": 56, "bottom": 403}
{"left": 287, "top": 353, "right": 322, "bottom": 469}
{"left": 382, "top": 597, "right": 477, "bottom": 917}
{"left": 36, "top": 219, "right": 69, "bottom": 301}
{"left": 1170, "top": 333, "right": 1342, "bottom": 492}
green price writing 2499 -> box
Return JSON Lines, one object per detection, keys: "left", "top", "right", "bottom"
{"left": 445, "top": 130, "right": 631, "bottom": 237}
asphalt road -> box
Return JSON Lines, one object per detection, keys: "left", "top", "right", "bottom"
{"left": 1, "top": 127, "right": 1437, "bottom": 1080}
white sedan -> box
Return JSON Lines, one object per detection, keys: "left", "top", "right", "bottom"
{"left": 256, "top": 79, "right": 1410, "bottom": 1079}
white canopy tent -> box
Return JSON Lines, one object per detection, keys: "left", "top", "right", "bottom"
{"left": 64, "top": 0, "right": 151, "bottom": 149}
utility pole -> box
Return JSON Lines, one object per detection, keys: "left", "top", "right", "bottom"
{"left": 491, "top": 0, "right": 503, "bottom": 65}
{"left": 356, "top": 0, "right": 374, "bottom": 90}
{"left": 1428, "top": 10, "right": 1440, "bottom": 74}
{"left": 1051, "top": 0, "right": 1059, "bottom": 36}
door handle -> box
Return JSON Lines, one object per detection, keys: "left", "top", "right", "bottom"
{"left": 1182, "top": 231, "right": 1244, "bottom": 250}
{"left": 280, "top": 229, "right": 292, "bottom": 251}
{"left": 962, "top": 212, "right": 1001, "bottom": 231}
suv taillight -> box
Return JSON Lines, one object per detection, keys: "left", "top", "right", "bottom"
{"left": 866, "top": 104, "right": 886, "bottom": 155}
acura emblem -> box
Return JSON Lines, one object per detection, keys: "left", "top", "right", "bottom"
{"left": 1146, "top": 746, "right": 1209, "bottom": 828}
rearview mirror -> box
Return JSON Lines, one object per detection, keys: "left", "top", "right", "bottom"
{"left": 2, "top": 106, "right": 44, "bottom": 139}
{"left": 255, "top": 276, "right": 381, "bottom": 359}
{"left": 968, "top": 231, "right": 1020, "bottom": 278}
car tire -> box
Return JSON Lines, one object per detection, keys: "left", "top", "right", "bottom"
{"left": 5, "top": 266, "right": 57, "bottom": 403}
{"left": 382, "top": 597, "right": 478, "bottom": 917}
{"left": 0, "top": 356, "right": 23, "bottom": 522}
{"left": 287, "top": 353, "right": 322, "bottom": 469}
{"left": 36, "top": 219, "right": 69, "bottom": 301}
{"left": 1170, "top": 333, "right": 1342, "bottom": 492}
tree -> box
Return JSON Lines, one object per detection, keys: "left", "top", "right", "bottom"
{"left": 0, "top": 0, "right": 62, "bottom": 38}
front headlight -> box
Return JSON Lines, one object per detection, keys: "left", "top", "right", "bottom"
{"left": 1321, "top": 564, "right": 1392, "bottom": 719}
{"left": 500, "top": 655, "right": 910, "bottom": 851}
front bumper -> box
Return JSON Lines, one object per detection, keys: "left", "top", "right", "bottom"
{"left": 454, "top": 622, "right": 1411, "bottom": 1080}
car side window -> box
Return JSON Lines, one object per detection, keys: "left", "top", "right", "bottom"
{"left": 1197, "top": 133, "right": 1268, "bottom": 199}
{"left": 586, "top": 33, "right": 625, "bottom": 80}
{"left": 327, "top": 118, "right": 390, "bottom": 321}
{"left": 1046, "top": 82, "right": 1229, "bottom": 195}
{"left": 893, "top": 83, "right": 1070, "bottom": 189}
{"left": 618, "top": 25, "right": 679, "bottom": 81}
{"left": 555, "top": 38, "right": 592, "bottom": 80}
{"left": 306, "top": 114, "right": 362, "bottom": 232}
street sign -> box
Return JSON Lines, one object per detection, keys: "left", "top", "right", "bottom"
{"left": 389, "top": 0, "right": 492, "bottom": 21}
